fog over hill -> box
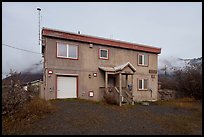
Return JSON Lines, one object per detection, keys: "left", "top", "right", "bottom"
{"left": 2, "top": 60, "right": 43, "bottom": 79}
{"left": 2, "top": 55, "right": 202, "bottom": 80}
{"left": 158, "top": 56, "right": 202, "bottom": 75}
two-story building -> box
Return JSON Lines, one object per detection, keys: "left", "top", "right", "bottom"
{"left": 40, "top": 27, "right": 161, "bottom": 106}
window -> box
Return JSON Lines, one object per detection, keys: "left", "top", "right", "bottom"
{"left": 99, "top": 49, "right": 108, "bottom": 59}
{"left": 138, "top": 79, "right": 148, "bottom": 90}
{"left": 68, "top": 45, "right": 77, "bottom": 58}
{"left": 138, "top": 54, "right": 148, "bottom": 66}
{"left": 57, "top": 42, "right": 78, "bottom": 59}
{"left": 57, "top": 43, "right": 67, "bottom": 57}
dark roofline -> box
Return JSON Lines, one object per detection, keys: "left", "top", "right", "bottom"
{"left": 42, "top": 27, "right": 161, "bottom": 54}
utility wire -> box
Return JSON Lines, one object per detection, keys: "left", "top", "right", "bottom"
{"left": 2, "top": 44, "right": 41, "bottom": 54}
{"left": 2, "top": 73, "right": 10, "bottom": 75}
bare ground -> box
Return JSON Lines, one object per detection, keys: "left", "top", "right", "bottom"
{"left": 2, "top": 99, "right": 202, "bottom": 135}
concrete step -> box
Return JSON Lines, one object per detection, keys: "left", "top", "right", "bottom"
{"left": 141, "top": 102, "right": 149, "bottom": 106}
{"left": 121, "top": 101, "right": 128, "bottom": 105}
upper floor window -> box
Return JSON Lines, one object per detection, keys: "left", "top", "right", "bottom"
{"left": 57, "top": 42, "right": 78, "bottom": 59}
{"left": 99, "top": 49, "right": 109, "bottom": 59}
{"left": 138, "top": 79, "right": 148, "bottom": 90}
{"left": 138, "top": 54, "right": 148, "bottom": 66}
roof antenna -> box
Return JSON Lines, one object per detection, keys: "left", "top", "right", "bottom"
{"left": 37, "top": 7, "right": 41, "bottom": 46}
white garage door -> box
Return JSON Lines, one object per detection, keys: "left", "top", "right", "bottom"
{"left": 57, "top": 76, "right": 77, "bottom": 98}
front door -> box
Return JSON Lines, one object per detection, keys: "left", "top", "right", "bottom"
{"left": 108, "top": 76, "right": 116, "bottom": 87}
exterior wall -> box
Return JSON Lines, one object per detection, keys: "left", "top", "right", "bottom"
{"left": 43, "top": 36, "right": 159, "bottom": 102}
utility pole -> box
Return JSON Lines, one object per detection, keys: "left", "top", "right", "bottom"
{"left": 37, "top": 7, "right": 41, "bottom": 46}
{"left": 164, "top": 65, "right": 167, "bottom": 80}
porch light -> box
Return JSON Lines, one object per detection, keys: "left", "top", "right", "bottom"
{"left": 89, "top": 43, "right": 93, "bottom": 48}
{"left": 93, "top": 73, "right": 97, "bottom": 77}
{"left": 48, "top": 70, "right": 53, "bottom": 74}
{"left": 89, "top": 91, "right": 94, "bottom": 97}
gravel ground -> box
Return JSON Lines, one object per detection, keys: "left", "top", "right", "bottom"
{"left": 17, "top": 99, "right": 202, "bottom": 135}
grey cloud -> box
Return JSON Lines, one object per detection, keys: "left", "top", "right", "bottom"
{"left": 2, "top": 2, "right": 202, "bottom": 78}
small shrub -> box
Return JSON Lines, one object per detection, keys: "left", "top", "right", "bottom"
{"left": 2, "top": 71, "right": 42, "bottom": 116}
{"left": 174, "top": 63, "right": 202, "bottom": 100}
{"left": 2, "top": 97, "right": 56, "bottom": 135}
{"left": 159, "top": 61, "right": 202, "bottom": 100}
{"left": 18, "top": 97, "right": 56, "bottom": 120}
{"left": 104, "top": 94, "right": 118, "bottom": 105}
{"left": 2, "top": 86, "right": 32, "bottom": 116}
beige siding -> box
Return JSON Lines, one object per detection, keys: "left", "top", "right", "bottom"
{"left": 43, "top": 37, "right": 159, "bottom": 102}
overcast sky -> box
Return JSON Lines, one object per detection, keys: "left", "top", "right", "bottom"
{"left": 2, "top": 2, "right": 202, "bottom": 78}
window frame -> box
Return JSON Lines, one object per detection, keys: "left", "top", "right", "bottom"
{"left": 99, "top": 48, "right": 109, "bottom": 60}
{"left": 56, "top": 42, "right": 78, "bottom": 60}
{"left": 138, "top": 53, "right": 148, "bottom": 67}
{"left": 138, "top": 78, "right": 148, "bottom": 91}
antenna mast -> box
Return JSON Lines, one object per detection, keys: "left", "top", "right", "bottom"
{"left": 37, "top": 7, "right": 41, "bottom": 46}
{"left": 164, "top": 65, "right": 167, "bottom": 80}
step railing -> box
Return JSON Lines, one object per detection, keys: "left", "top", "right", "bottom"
{"left": 104, "top": 87, "right": 134, "bottom": 106}
{"left": 115, "top": 87, "right": 134, "bottom": 105}
{"left": 122, "top": 88, "right": 134, "bottom": 105}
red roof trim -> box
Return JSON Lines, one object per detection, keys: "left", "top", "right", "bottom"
{"left": 42, "top": 28, "right": 161, "bottom": 54}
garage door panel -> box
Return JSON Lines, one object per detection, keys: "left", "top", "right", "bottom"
{"left": 57, "top": 76, "right": 77, "bottom": 98}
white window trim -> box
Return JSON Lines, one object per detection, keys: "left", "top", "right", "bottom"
{"left": 57, "top": 43, "right": 67, "bottom": 58}
{"left": 57, "top": 43, "right": 78, "bottom": 59}
{"left": 138, "top": 79, "right": 148, "bottom": 90}
{"left": 99, "top": 48, "right": 109, "bottom": 59}
{"left": 138, "top": 54, "right": 148, "bottom": 66}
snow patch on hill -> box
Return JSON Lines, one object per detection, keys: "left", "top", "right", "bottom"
{"left": 158, "top": 56, "right": 202, "bottom": 75}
